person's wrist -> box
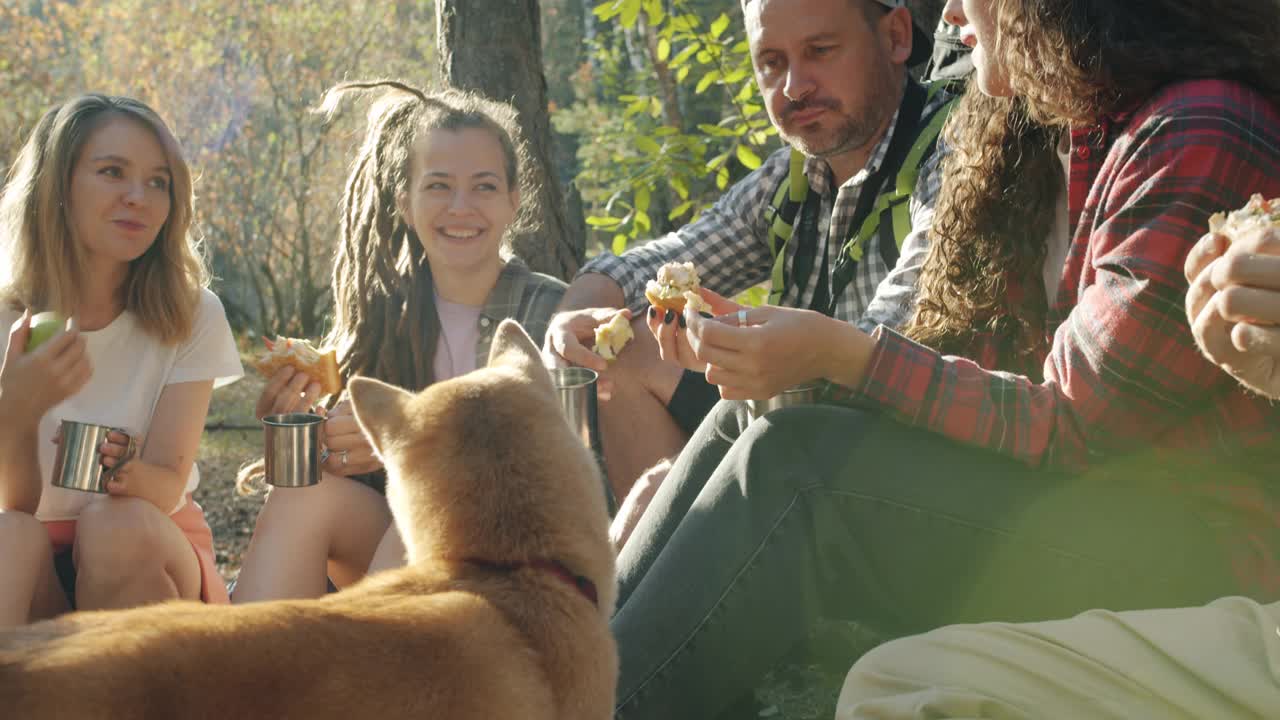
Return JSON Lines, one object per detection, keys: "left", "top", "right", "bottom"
{"left": 818, "top": 317, "right": 875, "bottom": 389}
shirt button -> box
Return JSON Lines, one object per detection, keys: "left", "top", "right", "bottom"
{"left": 479, "top": 317, "right": 491, "bottom": 328}
{"left": 1076, "top": 145, "right": 1091, "bottom": 160}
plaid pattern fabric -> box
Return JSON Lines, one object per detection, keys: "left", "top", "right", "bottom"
{"left": 831, "top": 79, "right": 1280, "bottom": 472}
{"left": 581, "top": 78, "right": 948, "bottom": 333}
{"left": 475, "top": 256, "right": 566, "bottom": 366}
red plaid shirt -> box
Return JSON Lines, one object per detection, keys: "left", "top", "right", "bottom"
{"left": 833, "top": 79, "right": 1280, "bottom": 472}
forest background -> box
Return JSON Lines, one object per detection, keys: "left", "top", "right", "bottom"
{"left": 2, "top": 0, "right": 942, "bottom": 337}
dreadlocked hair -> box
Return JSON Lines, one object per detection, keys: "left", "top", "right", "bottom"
{"left": 318, "top": 79, "right": 535, "bottom": 394}
{"left": 235, "top": 81, "right": 533, "bottom": 495}
{"left": 903, "top": 87, "right": 1061, "bottom": 365}
{"left": 904, "top": 0, "right": 1280, "bottom": 365}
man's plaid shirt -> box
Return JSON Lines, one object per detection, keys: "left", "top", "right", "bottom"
{"left": 581, "top": 79, "right": 949, "bottom": 332}
{"left": 833, "top": 79, "right": 1280, "bottom": 472}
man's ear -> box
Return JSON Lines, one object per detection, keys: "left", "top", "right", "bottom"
{"left": 881, "top": 7, "right": 914, "bottom": 66}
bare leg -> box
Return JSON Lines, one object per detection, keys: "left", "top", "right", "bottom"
{"left": 73, "top": 497, "right": 201, "bottom": 611}
{"left": 598, "top": 316, "right": 688, "bottom": 502}
{"left": 0, "top": 511, "right": 69, "bottom": 628}
{"left": 232, "top": 474, "right": 392, "bottom": 602}
{"left": 366, "top": 523, "right": 408, "bottom": 574}
{"left": 610, "top": 458, "right": 673, "bottom": 551}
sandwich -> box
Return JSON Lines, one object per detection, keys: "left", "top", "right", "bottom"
{"left": 252, "top": 336, "right": 343, "bottom": 397}
{"left": 1209, "top": 194, "right": 1280, "bottom": 240}
{"left": 593, "top": 310, "right": 634, "bottom": 362}
{"left": 645, "top": 261, "right": 711, "bottom": 314}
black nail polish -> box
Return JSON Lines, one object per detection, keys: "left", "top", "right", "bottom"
{"left": 678, "top": 313, "right": 687, "bottom": 329}
{"left": 699, "top": 311, "right": 713, "bottom": 319}
{"left": 648, "top": 306, "right": 656, "bottom": 320}
{"left": 664, "top": 309, "right": 675, "bottom": 324}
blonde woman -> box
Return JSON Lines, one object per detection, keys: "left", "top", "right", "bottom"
{"left": 0, "top": 94, "right": 242, "bottom": 627}
{"left": 232, "top": 82, "right": 565, "bottom": 602}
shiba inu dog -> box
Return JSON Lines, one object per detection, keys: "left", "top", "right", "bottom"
{"left": 0, "top": 320, "right": 618, "bottom": 719}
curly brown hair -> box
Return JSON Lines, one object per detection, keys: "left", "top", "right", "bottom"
{"left": 903, "top": 0, "right": 1280, "bottom": 364}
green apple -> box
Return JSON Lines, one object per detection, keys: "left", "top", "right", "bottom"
{"left": 25, "top": 311, "right": 66, "bottom": 353}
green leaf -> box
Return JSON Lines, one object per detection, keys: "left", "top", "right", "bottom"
{"left": 695, "top": 69, "right": 721, "bottom": 94}
{"left": 668, "top": 200, "right": 694, "bottom": 220}
{"left": 736, "top": 144, "right": 763, "bottom": 170}
{"left": 644, "top": 0, "right": 665, "bottom": 25}
{"left": 635, "top": 135, "right": 662, "bottom": 156}
{"left": 696, "top": 123, "right": 738, "bottom": 138}
{"left": 676, "top": 66, "right": 690, "bottom": 82}
{"left": 619, "top": 0, "right": 642, "bottom": 28}
{"left": 612, "top": 234, "right": 629, "bottom": 255}
{"left": 587, "top": 215, "right": 623, "bottom": 228}
{"left": 670, "top": 175, "right": 690, "bottom": 200}
{"left": 634, "top": 210, "right": 651, "bottom": 233}
{"left": 634, "top": 185, "right": 651, "bottom": 214}
{"left": 707, "top": 151, "right": 731, "bottom": 171}
{"left": 672, "top": 43, "right": 699, "bottom": 65}
{"left": 716, "top": 166, "right": 730, "bottom": 190}
{"left": 649, "top": 96, "right": 663, "bottom": 118}
{"left": 593, "top": 0, "right": 623, "bottom": 21}
{"left": 709, "top": 12, "right": 730, "bottom": 39}
{"left": 657, "top": 37, "right": 671, "bottom": 62}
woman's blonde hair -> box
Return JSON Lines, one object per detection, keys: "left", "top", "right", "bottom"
{"left": 904, "top": 0, "right": 1280, "bottom": 366}
{"left": 0, "top": 94, "right": 207, "bottom": 343}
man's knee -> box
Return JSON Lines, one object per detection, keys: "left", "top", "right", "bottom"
{"left": 734, "top": 405, "right": 875, "bottom": 492}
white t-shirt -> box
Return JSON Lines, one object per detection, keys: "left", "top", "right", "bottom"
{"left": 1043, "top": 136, "right": 1074, "bottom": 302}
{"left": 0, "top": 288, "right": 243, "bottom": 521}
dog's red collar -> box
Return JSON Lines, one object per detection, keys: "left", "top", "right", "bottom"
{"left": 462, "top": 557, "right": 598, "bottom": 608}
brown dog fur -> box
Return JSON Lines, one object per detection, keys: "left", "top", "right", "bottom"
{"left": 0, "top": 320, "right": 618, "bottom": 719}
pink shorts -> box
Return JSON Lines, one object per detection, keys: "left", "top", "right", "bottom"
{"left": 43, "top": 494, "right": 229, "bottom": 605}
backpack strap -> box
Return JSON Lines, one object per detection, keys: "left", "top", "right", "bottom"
{"left": 765, "top": 149, "right": 808, "bottom": 305}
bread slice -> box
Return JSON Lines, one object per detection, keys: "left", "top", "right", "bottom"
{"left": 593, "top": 310, "right": 634, "bottom": 361}
{"left": 252, "top": 336, "right": 343, "bottom": 397}
{"left": 645, "top": 261, "right": 704, "bottom": 313}
{"left": 1210, "top": 194, "right": 1280, "bottom": 240}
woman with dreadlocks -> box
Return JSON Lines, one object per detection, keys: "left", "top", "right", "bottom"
{"left": 606, "top": 0, "right": 1280, "bottom": 718}
{"left": 232, "top": 81, "right": 565, "bottom": 602}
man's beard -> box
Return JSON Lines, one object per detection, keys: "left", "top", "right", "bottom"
{"left": 778, "top": 66, "right": 898, "bottom": 160}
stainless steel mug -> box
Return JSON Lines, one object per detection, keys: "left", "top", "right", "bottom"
{"left": 745, "top": 381, "right": 824, "bottom": 423}
{"left": 549, "top": 367, "right": 615, "bottom": 512}
{"left": 263, "top": 413, "right": 325, "bottom": 488}
{"left": 51, "top": 420, "right": 136, "bottom": 494}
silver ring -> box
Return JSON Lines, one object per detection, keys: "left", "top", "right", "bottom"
{"left": 340, "top": 450, "right": 349, "bottom": 466}
{"left": 737, "top": 309, "right": 748, "bottom": 327}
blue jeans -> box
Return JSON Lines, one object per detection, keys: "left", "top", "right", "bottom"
{"left": 610, "top": 401, "right": 1279, "bottom": 719}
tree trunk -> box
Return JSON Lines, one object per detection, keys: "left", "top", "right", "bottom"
{"left": 437, "top": 0, "right": 585, "bottom": 281}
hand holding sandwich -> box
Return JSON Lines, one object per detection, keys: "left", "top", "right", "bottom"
{"left": 1186, "top": 195, "right": 1280, "bottom": 398}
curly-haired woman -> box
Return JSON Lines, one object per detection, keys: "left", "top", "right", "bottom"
{"left": 610, "top": 0, "right": 1280, "bottom": 717}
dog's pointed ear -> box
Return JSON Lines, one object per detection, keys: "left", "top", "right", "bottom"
{"left": 487, "top": 319, "right": 541, "bottom": 373}
{"left": 348, "top": 376, "right": 414, "bottom": 454}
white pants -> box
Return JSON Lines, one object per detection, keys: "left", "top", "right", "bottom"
{"left": 837, "top": 597, "right": 1280, "bottom": 719}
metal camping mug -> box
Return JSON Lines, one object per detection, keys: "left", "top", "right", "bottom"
{"left": 550, "top": 367, "right": 601, "bottom": 454}
{"left": 263, "top": 413, "right": 325, "bottom": 488}
{"left": 51, "top": 420, "right": 136, "bottom": 494}
{"left": 549, "top": 366, "right": 617, "bottom": 513}
{"left": 745, "top": 381, "right": 824, "bottom": 423}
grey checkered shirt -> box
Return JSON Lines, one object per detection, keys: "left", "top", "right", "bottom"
{"left": 581, "top": 80, "right": 948, "bottom": 333}
{"left": 474, "top": 256, "right": 567, "bottom": 366}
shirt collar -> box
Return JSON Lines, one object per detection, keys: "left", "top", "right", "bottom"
{"left": 480, "top": 256, "right": 530, "bottom": 323}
